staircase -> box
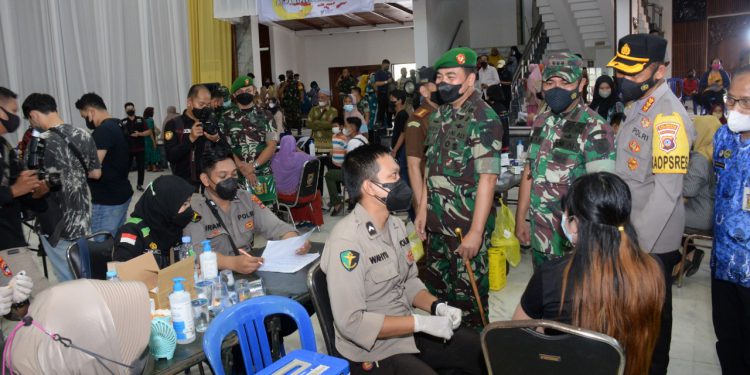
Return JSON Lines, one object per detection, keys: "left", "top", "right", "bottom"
{"left": 537, "top": 0, "right": 614, "bottom": 52}
{"left": 509, "top": 19, "right": 548, "bottom": 126}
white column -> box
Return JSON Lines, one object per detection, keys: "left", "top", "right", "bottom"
{"left": 250, "top": 15, "right": 262, "bottom": 79}
{"left": 413, "top": 0, "right": 429, "bottom": 67}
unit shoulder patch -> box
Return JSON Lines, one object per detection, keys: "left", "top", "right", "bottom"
{"left": 340, "top": 250, "right": 360, "bottom": 271}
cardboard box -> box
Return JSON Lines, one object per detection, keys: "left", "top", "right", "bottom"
{"left": 117, "top": 253, "right": 195, "bottom": 310}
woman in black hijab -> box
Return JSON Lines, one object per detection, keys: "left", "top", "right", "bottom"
{"left": 113, "top": 175, "right": 198, "bottom": 267}
{"left": 589, "top": 75, "right": 622, "bottom": 124}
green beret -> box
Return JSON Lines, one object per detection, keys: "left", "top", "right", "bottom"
{"left": 434, "top": 47, "right": 478, "bottom": 70}
{"left": 542, "top": 52, "right": 584, "bottom": 82}
{"left": 230, "top": 75, "right": 253, "bottom": 94}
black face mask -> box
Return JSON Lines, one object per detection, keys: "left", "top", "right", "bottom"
{"left": 0, "top": 109, "right": 20, "bottom": 133}
{"left": 213, "top": 177, "right": 239, "bottom": 201}
{"left": 126, "top": 110, "right": 135, "bottom": 117}
{"left": 543, "top": 86, "right": 579, "bottom": 114}
{"left": 429, "top": 91, "right": 444, "bottom": 106}
{"left": 236, "top": 93, "right": 253, "bottom": 106}
{"left": 617, "top": 71, "right": 657, "bottom": 103}
{"left": 372, "top": 179, "right": 412, "bottom": 212}
{"left": 193, "top": 107, "right": 212, "bottom": 122}
{"left": 85, "top": 116, "right": 96, "bottom": 130}
{"left": 172, "top": 207, "right": 198, "bottom": 228}
{"left": 438, "top": 82, "right": 464, "bottom": 104}
{"left": 480, "top": 62, "right": 488, "bottom": 69}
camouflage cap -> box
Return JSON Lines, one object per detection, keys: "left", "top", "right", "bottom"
{"left": 542, "top": 52, "right": 584, "bottom": 82}
{"left": 434, "top": 47, "right": 478, "bottom": 70}
{"left": 230, "top": 75, "right": 253, "bottom": 94}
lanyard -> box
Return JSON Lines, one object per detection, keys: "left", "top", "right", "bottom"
{"left": 205, "top": 198, "right": 241, "bottom": 256}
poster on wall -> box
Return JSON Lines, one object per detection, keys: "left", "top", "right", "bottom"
{"left": 258, "top": 0, "right": 375, "bottom": 23}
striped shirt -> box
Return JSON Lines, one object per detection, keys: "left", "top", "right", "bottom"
{"left": 331, "top": 134, "right": 348, "bottom": 167}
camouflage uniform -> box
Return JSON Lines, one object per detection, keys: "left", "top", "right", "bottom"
{"left": 336, "top": 75, "right": 357, "bottom": 102}
{"left": 527, "top": 53, "right": 616, "bottom": 267}
{"left": 282, "top": 79, "right": 303, "bottom": 132}
{"left": 423, "top": 87, "right": 503, "bottom": 330}
{"left": 219, "top": 104, "right": 278, "bottom": 192}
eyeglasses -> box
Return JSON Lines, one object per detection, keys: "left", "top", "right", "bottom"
{"left": 725, "top": 95, "right": 750, "bottom": 110}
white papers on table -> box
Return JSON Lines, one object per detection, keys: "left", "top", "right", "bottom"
{"left": 258, "top": 231, "right": 318, "bottom": 273}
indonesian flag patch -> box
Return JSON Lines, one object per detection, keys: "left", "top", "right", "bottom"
{"left": 120, "top": 233, "right": 137, "bottom": 246}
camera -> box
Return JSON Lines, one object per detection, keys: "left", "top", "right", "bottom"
{"left": 27, "top": 130, "right": 62, "bottom": 191}
{"left": 202, "top": 119, "right": 219, "bottom": 136}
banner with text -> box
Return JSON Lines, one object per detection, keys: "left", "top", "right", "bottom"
{"left": 258, "top": 0, "right": 375, "bottom": 23}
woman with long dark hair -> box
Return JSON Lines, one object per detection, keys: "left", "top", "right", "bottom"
{"left": 514, "top": 172, "right": 665, "bottom": 375}
{"left": 589, "top": 75, "right": 623, "bottom": 124}
{"left": 142, "top": 107, "right": 162, "bottom": 171}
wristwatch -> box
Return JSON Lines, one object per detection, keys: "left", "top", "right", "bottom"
{"left": 431, "top": 299, "right": 446, "bottom": 316}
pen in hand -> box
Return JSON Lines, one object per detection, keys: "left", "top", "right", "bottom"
{"left": 238, "top": 248, "right": 263, "bottom": 265}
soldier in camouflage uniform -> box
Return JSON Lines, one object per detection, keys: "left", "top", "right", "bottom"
{"left": 220, "top": 75, "right": 279, "bottom": 202}
{"left": 415, "top": 47, "right": 504, "bottom": 329}
{"left": 336, "top": 68, "right": 358, "bottom": 103}
{"left": 514, "top": 53, "right": 616, "bottom": 268}
{"left": 281, "top": 70, "right": 303, "bottom": 134}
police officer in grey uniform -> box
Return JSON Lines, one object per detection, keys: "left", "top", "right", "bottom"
{"left": 607, "top": 34, "right": 696, "bottom": 375}
{"left": 321, "top": 144, "right": 484, "bottom": 375}
{"left": 184, "top": 143, "right": 310, "bottom": 274}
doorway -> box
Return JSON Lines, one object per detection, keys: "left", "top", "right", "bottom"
{"left": 328, "top": 65, "right": 381, "bottom": 113}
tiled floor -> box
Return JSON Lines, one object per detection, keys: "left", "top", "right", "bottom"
{"left": 28, "top": 169, "right": 721, "bottom": 374}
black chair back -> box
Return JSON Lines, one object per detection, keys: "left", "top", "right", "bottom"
{"left": 481, "top": 319, "right": 625, "bottom": 375}
{"left": 66, "top": 232, "right": 115, "bottom": 280}
{"left": 298, "top": 159, "right": 320, "bottom": 201}
{"left": 306, "top": 261, "right": 340, "bottom": 357}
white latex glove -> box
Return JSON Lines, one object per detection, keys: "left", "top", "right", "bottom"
{"left": 413, "top": 314, "right": 454, "bottom": 340}
{"left": 435, "top": 303, "right": 462, "bottom": 329}
{"left": 10, "top": 272, "right": 33, "bottom": 303}
{"left": 0, "top": 286, "right": 13, "bottom": 316}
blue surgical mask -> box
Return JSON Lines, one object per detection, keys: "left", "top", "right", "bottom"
{"left": 561, "top": 212, "right": 575, "bottom": 244}
{"left": 343, "top": 104, "right": 354, "bottom": 112}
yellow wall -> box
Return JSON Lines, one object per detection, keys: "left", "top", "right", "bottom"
{"left": 187, "top": 0, "right": 232, "bottom": 86}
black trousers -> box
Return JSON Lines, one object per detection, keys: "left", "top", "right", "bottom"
{"left": 129, "top": 151, "right": 145, "bottom": 187}
{"left": 375, "top": 92, "right": 391, "bottom": 137}
{"left": 348, "top": 328, "right": 485, "bottom": 375}
{"left": 649, "top": 250, "right": 681, "bottom": 375}
{"left": 712, "top": 278, "right": 750, "bottom": 374}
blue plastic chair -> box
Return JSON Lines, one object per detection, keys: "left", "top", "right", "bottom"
{"left": 202, "top": 295, "right": 318, "bottom": 375}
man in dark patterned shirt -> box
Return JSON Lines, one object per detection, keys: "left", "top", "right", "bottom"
{"left": 22, "top": 93, "right": 101, "bottom": 281}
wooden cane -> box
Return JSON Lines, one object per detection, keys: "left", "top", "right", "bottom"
{"left": 455, "top": 228, "right": 488, "bottom": 327}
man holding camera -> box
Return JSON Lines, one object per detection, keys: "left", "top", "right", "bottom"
{"left": 164, "top": 84, "right": 226, "bottom": 190}
{"left": 220, "top": 75, "right": 278, "bottom": 193}
{"left": 0, "top": 88, "right": 49, "bottom": 294}
{"left": 21, "top": 93, "right": 101, "bottom": 282}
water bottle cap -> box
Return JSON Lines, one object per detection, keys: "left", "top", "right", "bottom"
{"left": 173, "top": 277, "right": 186, "bottom": 292}
{"left": 106, "top": 270, "right": 117, "bottom": 278}
{"left": 202, "top": 239, "right": 212, "bottom": 252}
{"left": 182, "top": 236, "right": 191, "bottom": 244}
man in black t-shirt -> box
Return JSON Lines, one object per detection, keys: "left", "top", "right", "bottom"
{"left": 76, "top": 93, "right": 133, "bottom": 237}
{"left": 389, "top": 90, "right": 409, "bottom": 182}
{"left": 374, "top": 59, "right": 394, "bottom": 135}
{"left": 121, "top": 102, "right": 150, "bottom": 191}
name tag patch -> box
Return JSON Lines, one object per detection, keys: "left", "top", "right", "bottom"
{"left": 369, "top": 251, "right": 390, "bottom": 264}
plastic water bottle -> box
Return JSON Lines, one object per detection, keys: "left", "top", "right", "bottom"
{"left": 169, "top": 277, "right": 196, "bottom": 345}
{"left": 199, "top": 240, "right": 218, "bottom": 280}
{"left": 516, "top": 140, "right": 524, "bottom": 160}
{"left": 106, "top": 270, "right": 119, "bottom": 281}
{"left": 309, "top": 139, "right": 316, "bottom": 156}
{"left": 178, "top": 236, "right": 193, "bottom": 261}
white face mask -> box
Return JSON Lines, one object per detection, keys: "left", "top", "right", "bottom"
{"left": 319, "top": 101, "right": 328, "bottom": 107}
{"left": 561, "top": 212, "right": 575, "bottom": 245}
{"left": 598, "top": 89, "right": 611, "bottom": 99}
{"left": 269, "top": 102, "right": 276, "bottom": 108}
{"left": 343, "top": 128, "right": 352, "bottom": 137}
{"left": 332, "top": 127, "right": 340, "bottom": 135}
{"left": 728, "top": 110, "right": 750, "bottom": 133}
